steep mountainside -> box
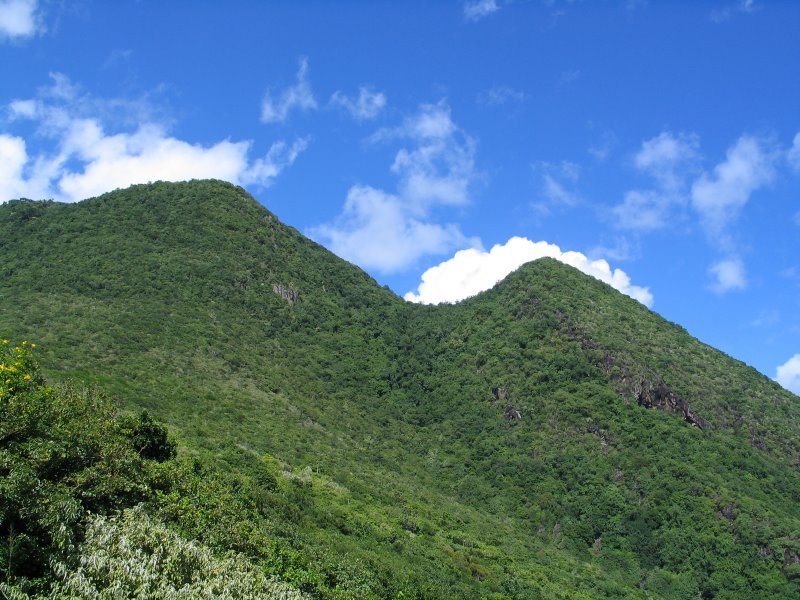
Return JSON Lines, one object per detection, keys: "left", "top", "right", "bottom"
{"left": 1, "top": 180, "right": 799, "bottom": 599}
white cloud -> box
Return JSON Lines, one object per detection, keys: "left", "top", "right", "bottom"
{"left": 312, "top": 101, "right": 480, "bottom": 273}
{"left": 788, "top": 132, "right": 800, "bottom": 172}
{"left": 691, "top": 135, "right": 776, "bottom": 242}
{"left": 0, "top": 134, "right": 35, "bottom": 198}
{"left": 383, "top": 101, "right": 477, "bottom": 209}
{"left": 558, "top": 69, "right": 580, "bottom": 86}
{"left": 711, "top": 0, "right": 759, "bottom": 23}
{"left": 1, "top": 74, "right": 306, "bottom": 203}
{"left": 776, "top": 354, "right": 800, "bottom": 395}
{"left": 590, "top": 237, "right": 637, "bottom": 263}
{"left": 613, "top": 131, "right": 699, "bottom": 231}
{"left": 588, "top": 131, "right": 617, "bottom": 162}
{"left": 0, "top": 0, "right": 39, "bottom": 40}
{"left": 614, "top": 190, "right": 671, "bottom": 231}
{"left": 330, "top": 86, "right": 386, "bottom": 121}
{"left": 8, "top": 98, "right": 36, "bottom": 118}
{"left": 635, "top": 131, "right": 700, "bottom": 186}
{"left": 241, "top": 137, "right": 309, "bottom": 185}
{"left": 542, "top": 173, "right": 578, "bottom": 206}
{"left": 708, "top": 257, "right": 747, "bottom": 293}
{"left": 533, "top": 161, "right": 580, "bottom": 215}
{"left": 476, "top": 85, "right": 524, "bottom": 107}
{"left": 260, "top": 57, "right": 317, "bottom": 123}
{"left": 404, "top": 236, "right": 653, "bottom": 307}
{"left": 311, "top": 185, "right": 478, "bottom": 273}
{"left": 463, "top": 0, "right": 499, "bottom": 21}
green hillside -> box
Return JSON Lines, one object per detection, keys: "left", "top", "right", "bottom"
{"left": 2, "top": 180, "right": 799, "bottom": 599}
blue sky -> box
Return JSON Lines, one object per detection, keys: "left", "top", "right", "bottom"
{"left": 1, "top": 0, "right": 799, "bottom": 393}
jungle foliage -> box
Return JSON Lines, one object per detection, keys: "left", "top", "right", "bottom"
{"left": 1, "top": 180, "right": 799, "bottom": 599}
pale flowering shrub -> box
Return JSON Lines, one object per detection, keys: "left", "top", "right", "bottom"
{"left": 48, "top": 505, "right": 305, "bottom": 600}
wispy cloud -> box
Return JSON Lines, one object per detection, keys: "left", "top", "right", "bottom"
{"left": 711, "top": 0, "right": 759, "bottom": 23}
{"left": 330, "top": 86, "right": 386, "bottom": 121}
{"left": 532, "top": 161, "right": 580, "bottom": 216}
{"left": 776, "top": 354, "right": 800, "bottom": 395}
{"left": 1, "top": 74, "right": 307, "bottom": 203}
{"left": 611, "top": 132, "right": 782, "bottom": 294}
{"left": 463, "top": 0, "right": 499, "bottom": 21}
{"left": 588, "top": 130, "right": 617, "bottom": 161}
{"left": 260, "top": 57, "right": 317, "bottom": 124}
{"left": 788, "top": 132, "right": 800, "bottom": 172}
{"left": 558, "top": 69, "right": 580, "bottom": 86}
{"left": 613, "top": 131, "right": 700, "bottom": 231}
{"left": 690, "top": 135, "right": 776, "bottom": 246}
{"left": 311, "top": 101, "right": 481, "bottom": 273}
{"left": 404, "top": 236, "right": 653, "bottom": 306}
{"left": 589, "top": 237, "right": 638, "bottom": 263}
{"left": 379, "top": 101, "right": 478, "bottom": 209}
{"left": 476, "top": 85, "right": 524, "bottom": 107}
{"left": 0, "top": 0, "right": 40, "bottom": 40}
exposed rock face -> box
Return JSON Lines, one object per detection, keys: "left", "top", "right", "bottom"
{"left": 272, "top": 284, "right": 299, "bottom": 304}
{"left": 504, "top": 403, "right": 522, "bottom": 420}
{"left": 562, "top": 324, "right": 711, "bottom": 430}
{"left": 634, "top": 379, "right": 710, "bottom": 429}
{"left": 586, "top": 424, "right": 610, "bottom": 448}
{"left": 492, "top": 387, "right": 508, "bottom": 401}
{"left": 783, "top": 547, "right": 800, "bottom": 578}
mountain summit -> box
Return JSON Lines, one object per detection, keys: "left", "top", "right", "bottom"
{"left": 2, "top": 180, "right": 799, "bottom": 598}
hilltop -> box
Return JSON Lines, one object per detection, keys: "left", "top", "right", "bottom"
{"left": 1, "top": 180, "right": 799, "bottom": 599}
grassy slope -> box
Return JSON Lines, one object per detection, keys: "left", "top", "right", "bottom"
{"left": 1, "top": 180, "right": 799, "bottom": 599}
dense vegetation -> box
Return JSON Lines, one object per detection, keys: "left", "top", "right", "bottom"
{"left": 1, "top": 180, "right": 799, "bottom": 598}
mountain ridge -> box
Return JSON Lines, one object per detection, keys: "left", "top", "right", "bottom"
{"left": 2, "top": 179, "right": 799, "bottom": 598}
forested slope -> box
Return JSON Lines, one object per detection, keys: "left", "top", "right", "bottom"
{"left": 1, "top": 180, "right": 798, "bottom": 599}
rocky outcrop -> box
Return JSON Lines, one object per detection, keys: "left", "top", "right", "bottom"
{"left": 272, "top": 283, "right": 299, "bottom": 304}
{"left": 563, "top": 325, "right": 710, "bottom": 430}
{"left": 586, "top": 423, "right": 610, "bottom": 448}
{"left": 504, "top": 404, "right": 522, "bottom": 420}
{"left": 489, "top": 387, "right": 520, "bottom": 420}
{"left": 491, "top": 387, "right": 508, "bottom": 401}
{"left": 633, "top": 378, "right": 710, "bottom": 429}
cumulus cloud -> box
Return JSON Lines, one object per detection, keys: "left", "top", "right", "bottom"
{"left": 311, "top": 101, "right": 480, "bottom": 273}
{"left": 330, "top": 86, "right": 386, "bottom": 121}
{"left": 708, "top": 257, "right": 747, "bottom": 293}
{"left": 0, "top": 0, "right": 39, "bottom": 40}
{"left": 463, "top": 0, "right": 499, "bottom": 21}
{"left": 776, "top": 354, "right": 800, "bottom": 395}
{"left": 613, "top": 131, "right": 699, "bottom": 231}
{"left": 691, "top": 135, "right": 776, "bottom": 243}
{"left": 1, "top": 74, "right": 306, "bottom": 203}
{"left": 260, "top": 57, "right": 317, "bottom": 123}
{"left": 404, "top": 236, "right": 653, "bottom": 306}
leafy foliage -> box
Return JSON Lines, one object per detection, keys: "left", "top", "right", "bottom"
{"left": 120, "top": 411, "right": 176, "bottom": 462}
{"left": 0, "top": 342, "right": 154, "bottom": 592}
{"left": 49, "top": 505, "right": 305, "bottom": 600}
{"left": 1, "top": 180, "right": 800, "bottom": 598}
